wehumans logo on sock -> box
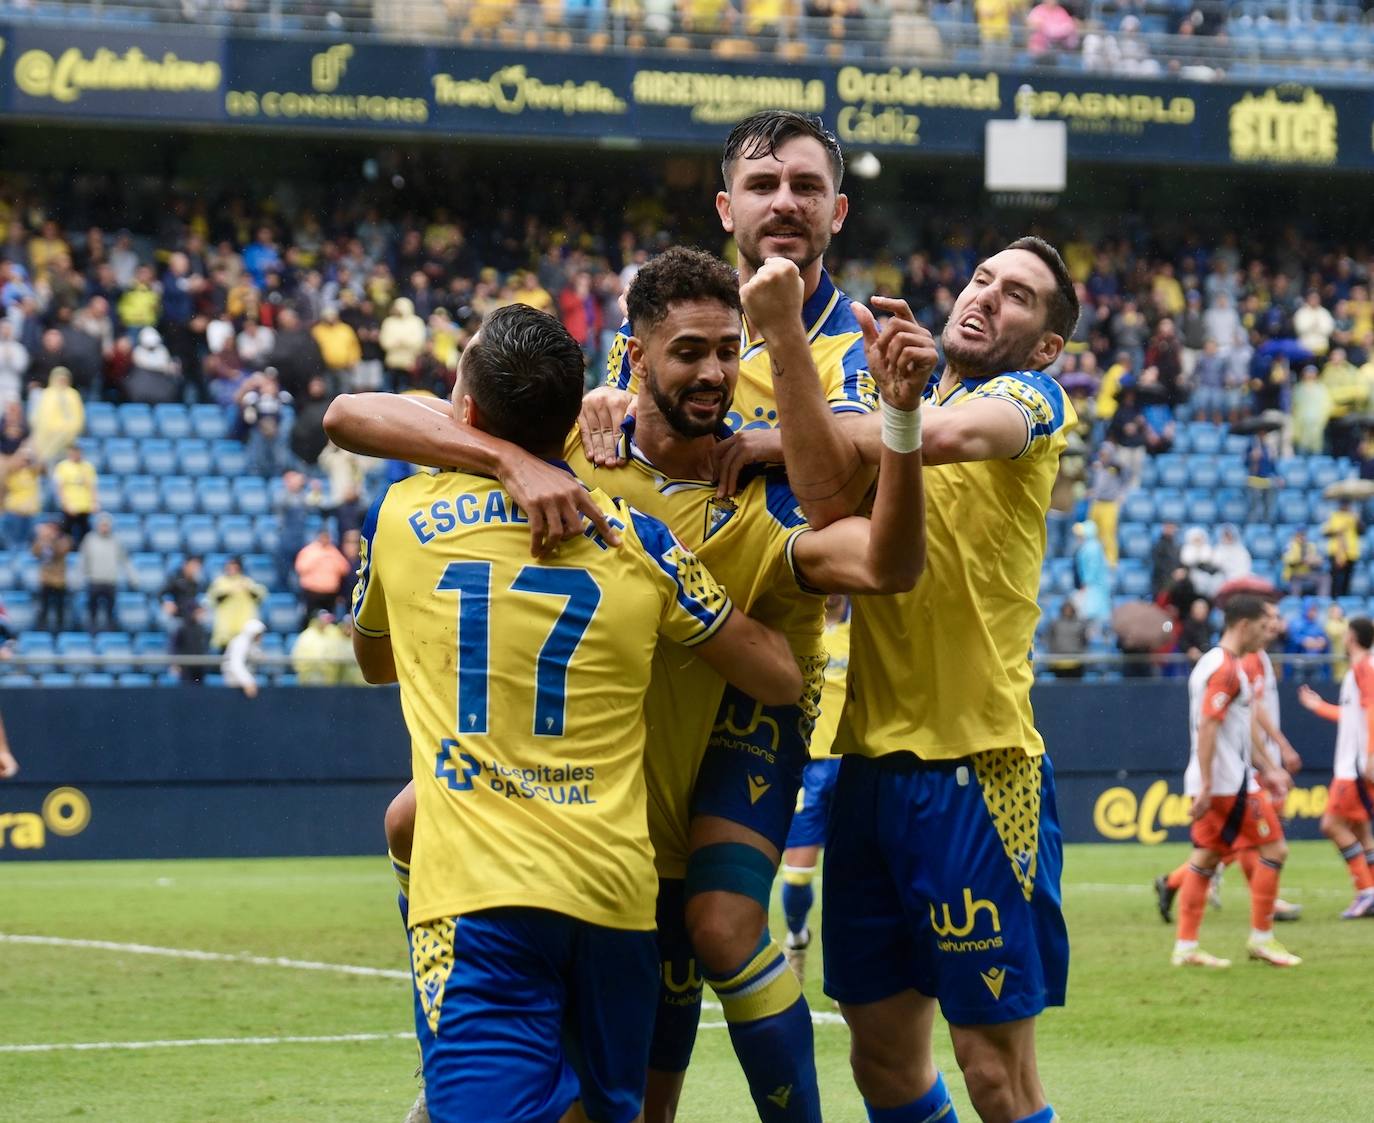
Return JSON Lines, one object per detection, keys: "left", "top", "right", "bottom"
{"left": 931, "top": 888, "right": 1003, "bottom": 952}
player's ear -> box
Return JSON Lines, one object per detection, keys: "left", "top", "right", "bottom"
{"left": 831, "top": 192, "right": 849, "bottom": 235}
{"left": 627, "top": 335, "right": 648, "bottom": 381}
{"left": 715, "top": 191, "right": 734, "bottom": 234}
{"left": 459, "top": 393, "right": 480, "bottom": 429}
{"left": 1031, "top": 332, "right": 1064, "bottom": 372}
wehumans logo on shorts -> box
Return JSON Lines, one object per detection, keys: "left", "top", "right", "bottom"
{"left": 930, "top": 888, "right": 1004, "bottom": 952}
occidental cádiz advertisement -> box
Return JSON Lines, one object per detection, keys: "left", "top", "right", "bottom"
{"left": 0, "top": 22, "right": 1370, "bottom": 170}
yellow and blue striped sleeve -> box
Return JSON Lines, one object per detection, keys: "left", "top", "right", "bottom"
{"left": 967, "top": 370, "right": 1069, "bottom": 459}
{"left": 829, "top": 333, "right": 878, "bottom": 415}
{"left": 352, "top": 485, "right": 391, "bottom": 638}
{"left": 605, "top": 322, "right": 634, "bottom": 392}
{"left": 627, "top": 507, "right": 734, "bottom": 647}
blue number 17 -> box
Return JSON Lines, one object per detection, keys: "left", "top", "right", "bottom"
{"left": 436, "top": 561, "right": 601, "bottom": 737}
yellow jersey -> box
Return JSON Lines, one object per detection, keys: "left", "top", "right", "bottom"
{"left": 607, "top": 268, "right": 877, "bottom": 433}
{"left": 354, "top": 467, "right": 734, "bottom": 930}
{"left": 809, "top": 617, "right": 850, "bottom": 760}
{"left": 835, "top": 369, "right": 1076, "bottom": 761}
{"left": 52, "top": 459, "right": 97, "bottom": 514}
{"left": 565, "top": 426, "right": 826, "bottom": 876}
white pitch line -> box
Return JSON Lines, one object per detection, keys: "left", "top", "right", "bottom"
{"left": 0, "top": 934, "right": 409, "bottom": 980}
{"left": 0, "top": 1033, "right": 414, "bottom": 1054}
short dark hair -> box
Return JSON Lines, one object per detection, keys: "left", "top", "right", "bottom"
{"left": 721, "top": 111, "right": 844, "bottom": 189}
{"left": 1004, "top": 235, "right": 1079, "bottom": 342}
{"left": 1223, "top": 594, "right": 1267, "bottom": 629}
{"left": 1350, "top": 616, "right": 1374, "bottom": 650}
{"left": 626, "top": 247, "right": 741, "bottom": 338}
{"left": 461, "top": 304, "right": 585, "bottom": 455}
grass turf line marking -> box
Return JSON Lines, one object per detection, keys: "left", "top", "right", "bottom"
{"left": 0, "top": 1033, "right": 415, "bottom": 1054}
{"left": 0, "top": 934, "right": 409, "bottom": 980}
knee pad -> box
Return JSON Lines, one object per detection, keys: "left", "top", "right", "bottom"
{"left": 684, "top": 842, "right": 776, "bottom": 911}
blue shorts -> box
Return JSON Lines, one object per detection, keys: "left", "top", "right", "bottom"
{"left": 822, "top": 750, "right": 1068, "bottom": 1026}
{"left": 411, "top": 908, "right": 658, "bottom": 1123}
{"left": 649, "top": 879, "right": 703, "bottom": 1074}
{"left": 691, "top": 682, "right": 811, "bottom": 853}
{"left": 785, "top": 758, "right": 841, "bottom": 849}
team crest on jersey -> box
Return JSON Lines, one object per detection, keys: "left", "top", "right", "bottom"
{"left": 705, "top": 496, "right": 738, "bottom": 540}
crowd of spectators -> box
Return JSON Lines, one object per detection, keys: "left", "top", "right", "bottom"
{"left": 0, "top": 173, "right": 1373, "bottom": 678}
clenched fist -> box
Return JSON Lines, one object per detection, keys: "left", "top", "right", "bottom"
{"left": 740, "top": 257, "right": 805, "bottom": 338}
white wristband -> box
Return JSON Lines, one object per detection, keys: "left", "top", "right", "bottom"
{"left": 881, "top": 398, "right": 922, "bottom": 453}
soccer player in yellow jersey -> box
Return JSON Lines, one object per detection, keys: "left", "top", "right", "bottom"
{"left": 349, "top": 304, "right": 805, "bottom": 1123}
{"left": 583, "top": 110, "right": 877, "bottom": 528}
{"left": 780, "top": 594, "right": 848, "bottom": 985}
{"left": 770, "top": 238, "right": 1080, "bottom": 1123}
{"left": 328, "top": 247, "right": 931, "bottom": 1123}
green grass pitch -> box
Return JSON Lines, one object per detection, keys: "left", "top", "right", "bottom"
{"left": 1, "top": 842, "right": 1369, "bottom": 1122}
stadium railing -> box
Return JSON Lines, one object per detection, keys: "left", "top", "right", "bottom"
{"left": 3, "top": 0, "right": 1371, "bottom": 83}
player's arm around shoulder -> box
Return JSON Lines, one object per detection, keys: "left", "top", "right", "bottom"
{"left": 623, "top": 506, "right": 802, "bottom": 706}
{"left": 789, "top": 295, "right": 929, "bottom": 595}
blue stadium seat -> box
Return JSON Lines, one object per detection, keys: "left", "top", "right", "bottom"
{"left": 85, "top": 401, "right": 119, "bottom": 439}
{"left": 64, "top": 553, "right": 86, "bottom": 592}
{"left": 94, "top": 632, "right": 135, "bottom": 674}
{"left": 204, "top": 673, "right": 226, "bottom": 687}
{"left": 1119, "top": 522, "right": 1152, "bottom": 561}
{"left": 1279, "top": 458, "right": 1311, "bottom": 489}
{"left": 177, "top": 439, "right": 213, "bottom": 477}
{"left": 264, "top": 592, "right": 299, "bottom": 634}
{"left": 1155, "top": 492, "right": 1187, "bottom": 524}
{"left": 39, "top": 672, "right": 77, "bottom": 687}
{"left": 233, "top": 478, "right": 270, "bottom": 516}
{"left": 1187, "top": 494, "right": 1219, "bottom": 527}
{"left": 135, "top": 631, "right": 169, "bottom": 654}
{"left": 1122, "top": 492, "right": 1155, "bottom": 524}
{"left": 130, "top": 553, "right": 167, "bottom": 595}
{"left": 1354, "top": 569, "right": 1373, "bottom": 598}
{"left": 243, "top": 553, "right": 275, "bottom": 589}
{"left": 1220, "top": 462, "right": 1250, "bottom": 490}
{"left": 0, "top": 551, "right": 15, "bottom": 588}
{"left": 253, "top": 515, "right": 280, "bottom": 553}
{"left": 118, "top": 673, "right": 155, "bottom": 687}
{"left": 56, "top": 631, "right": 93, "bottom": 656}
{"left": 75, "top": 437, "right": 104, "bottom": 473}
{"left": 119, "top": 403, "right": 155, "bottom": 439}
{"left": 15, "top": 551, "right": 41, "bottom": 592}
{"left": 17, "top": 631, "right": 55, "bottom": 671}
{"left": 197, "top": 476, "right": 234, "bottom": 516}
{"left": 3, "top": 590, "right": 35, "bottom": 632}
{"left": 77, "top": 672, "right": 117, "bottom": 687}
{"left": 1310, "top": 497, "right": 1336, "bottom": 524}
{"left": 1276, "top": 491, "right": 1309, "bottom": 524}
{"left": 105, "top": 437, "right": 141, "bottom": 476}
{"left": 124, "top": 475, "right": 161, "bottom": 515}
{"left": 1156, "top": 456, "right": 1189, "bottom": 490}
{"left": 1116, "top": 563, "right": 1151, "bottom": 599}
{"left": 1189, "top": 461, "right": 1222, "bottom": 491}
{"left": 1338, "top": 595, "right": 1364, "bottom": 618}
{"left": 161, "top": 476, "right": 197, "bottom": 516}
{"left": 108, "top": 514, "right": 143, "bottom": 553}
{"left": 1190, "top": 426, "right": 1224, "bottom": 456}
{"left": 1245, "top": 525, "right": 1279, "bottom": 561}
{"left": 1223, "top": 435, "right": 1250, "bottom": 456}
{"left": 139, "top": 438, "right": 175, "bottom": 477}
{"left": 183, "top": 516, "right": 219, "bottom": 556}
{"left": 1218, "top": 490, "right": 1248, "bottom": 524}
{"left": 144, "top": 515, "right": 181, "bottom": 554}
{"left": 192, "top": 405, "right": 230, "bottom": 441}
{"left": 98, "top": 477, "right": 125, "bottom": 514}
{"left": 219, "top": 515, "right": 255, "bottom": 555}
{"left": 1310, "top": 459, "right": 1343, "bottom": 490}
{"left": 214, "top": 440, "right": 249, "bottom": 477}
{"left": 153, "top": 403, "right": 192, "bottom": 440}
{"left": 116, "top": 591, "right": 152, "bottom": 632}
{"left": 1170, "top": 428, "right": 1192, "bottom": 455}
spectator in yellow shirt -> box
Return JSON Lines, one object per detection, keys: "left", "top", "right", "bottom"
{"left": 1, "top": 445, "right": 41, "bottom": 549}
{"left": 117, "top": 265, "right": 162, "bottom": 334}
{"left": 311, "top": 305, "right": 362, "bottom": 378}
{"left": 52, "top": 443, "right": 98, "bottom": 544}
{"left": 291, "top": 611, "right": 344, "bottom": 686}
{"left": 29, "top": 367, "right": 84, "bottom": 466}
{"left": 207, "top": 556, "right": 268, "bottom": 650}
{"left": 1323, "top": 499, "right": 1361, "bottom": 598}
{"left": 511, "top": 271, "right": 555, "bottom": 315}
{"left": 975, "top": 0, "right": 1019, "bottom": 42}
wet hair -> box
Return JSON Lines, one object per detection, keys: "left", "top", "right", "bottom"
{"left": 1223, "top": 594, "right": 1267, "bottom": 628}
{"left": 721, "top": 111, "right": 844, "bottom": 188}
{"left": 1004, "top": 235, "right": 1079, "bottom": 342}
{"left": 1350, "top": 616, "right": 1374, "bottom": 650}
{"left": 626, "top": 247, "right": 741, "bottom": 338}
{"left": 461, "top": 304, "right": 585, "bottom": 455}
